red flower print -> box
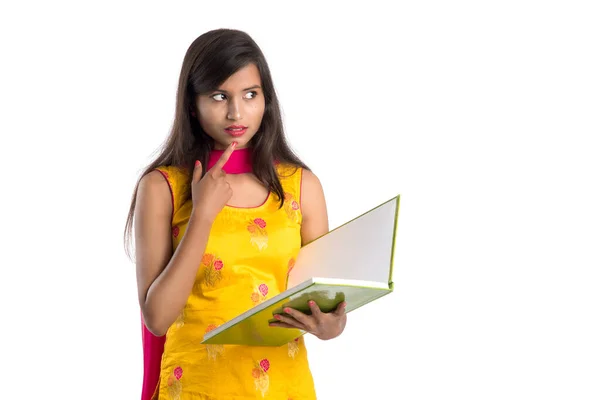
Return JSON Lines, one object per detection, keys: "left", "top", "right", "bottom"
{"left": 203, "top": 255, "right": 223, "bottom": 287}
{"left": 174, "top": 366, "right": 183, "bottom": 380}
{"left": 248, "top": 217, "right": 269, "bottom": 252}
{"left": 259, "top": 283, "right": 268, "bottom": 296}
{"left": 248, "top": 218, "right": 269, "bottom": 251}
{"left": 259, "top": 358, "right": 270, "bottom": 372}
{"left": 206, "top": 324, "right": 217, "bottom": 333}
{"left": 283, "top": 194, "right": 301, "bottom": 223}
{"left": 167, "top": 365, "right": 184, "bottom": 398}
{"left": 172, "top": 226, "right": 180, "bottom": 237}
{"left": 253, "top": 359, "right": 271, "bottom": 396}
{"left": 251, "top": 284, "right": 268, "bottom": 305}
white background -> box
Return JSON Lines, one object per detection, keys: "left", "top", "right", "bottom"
{"left": 1, "top": 1, "right": 599, "bottom": 399}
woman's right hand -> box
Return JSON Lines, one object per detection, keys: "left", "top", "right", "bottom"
{"left": 190, "top": 142, "right": 237, "bottom": 222}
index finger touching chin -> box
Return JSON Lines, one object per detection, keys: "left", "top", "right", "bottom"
{"left": 213, "top": 141, "right": 237, "bottom": 170}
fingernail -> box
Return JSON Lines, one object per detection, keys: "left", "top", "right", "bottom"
{"left": 195, "top": 160, "right": 200, "bottom": 167}
{"left": 308, "top": 301, "right": 316, "bottom": 306}
{"left": 284, "top": 308, "right": 291, "bottom": 314}
{"left": 232, "top": 141, "right": 238, "bottom": 148}
{"left": 274, "top": 314, "right": 281, "bottom": 320}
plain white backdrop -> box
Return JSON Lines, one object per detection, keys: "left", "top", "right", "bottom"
{"left": 1, "top": 1, "right": 599, "bottom": 399}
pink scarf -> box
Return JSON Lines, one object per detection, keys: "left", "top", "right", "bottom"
{"left": 141, "top": 147, "right": 253, "bottom": 399}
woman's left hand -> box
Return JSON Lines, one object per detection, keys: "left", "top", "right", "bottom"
{"left": 269, "top": 300, "right": 347, "bottom": 340}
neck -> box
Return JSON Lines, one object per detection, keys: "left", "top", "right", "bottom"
{"left": 208, "top": 146, "right": 253, "bottom": 174}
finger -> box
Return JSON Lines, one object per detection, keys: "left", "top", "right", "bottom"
{"left": 308, "top": 300, "right": 324, "bottom": 319}
{"left": 193, "top": 160, "right": 203, "bottom": 182}
{"left": 271, "top": 314, "right": 306, "bottom": 330}
{"left": 334, "top": 301, "right": 347, "bottom": 317}
{"left": 211, "top": 167, "right": 227, "bottom": 179}
{"left": 283, "top": 307, "right": 315, "bottom": 328}
{"left": 211, "top": 141, "right": 237, "bottom": 171}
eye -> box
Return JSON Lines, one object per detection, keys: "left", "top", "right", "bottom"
{"left": 211, "top": 93, "right": 226, "bottom": 102}
{"left": 245, "top": 91, "right": 258, "bottom": 99}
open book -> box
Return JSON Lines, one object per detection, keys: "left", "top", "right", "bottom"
{"left": 201, "top": 195, "right": 400, "bottom": 346}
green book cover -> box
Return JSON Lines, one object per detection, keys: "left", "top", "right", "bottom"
{"left": 202, "top": 195, "right": 400, "bottom": 347}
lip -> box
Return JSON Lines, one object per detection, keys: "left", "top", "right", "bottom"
{"left": 224, "top": 125, "right": 248, "bottom": 137}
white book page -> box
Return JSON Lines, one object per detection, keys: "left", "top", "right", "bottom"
{"left": 288, "top": 197, "right": 398, "bottom": 288}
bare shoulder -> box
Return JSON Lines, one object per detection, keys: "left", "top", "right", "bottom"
{"left": 134, "top": 169, "right": 174, "bottom": 306}
{"left": 134, "top": 169, "right": 174, "bottom": 240}
{"left": 300, "top": 169, "right": 329, "bottom": 244}
{"left": 300, "top": 168, "right": 322, "bottom": 192}
{"left": 301, "top": 168, "right": 323, "bottom": 200}
{"left": 140, "top": 168, "right": 171, "bottom": 189}
{"left": 137, "top": 170, "right": 173, "bottom": 212}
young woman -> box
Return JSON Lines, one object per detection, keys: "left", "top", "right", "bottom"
{"left": 124, "top": 29, "right": 347, "bottom": 400}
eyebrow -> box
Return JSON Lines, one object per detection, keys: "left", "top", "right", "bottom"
{"left": 213, "top": 85, "right": 262, "bottom": 93}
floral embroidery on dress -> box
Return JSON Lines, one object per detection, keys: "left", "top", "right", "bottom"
{"left": 283, "top": 192, "right": 301, "bottom": 223}
{"left": 251, "top": 283, "right": 269, "bottom": 304}
{"left": 202, "top": 253, "right": 224, "bottom": 286}
{"left": 172, "top": 225, "right": 180, "bottom": 238}
{"left": 287, "top": 337, "right": 300, "bottom": 359}
{"left": 167, "top": 366, "right": 183, "bottom": 400}
{"left": 247, "top": 218, "right": 268, "bottom": 250}
{"left": 252, "top": 358, "right": 270, "bottom": 397}
{"left": 174, "top": 308, "right": 185, "bottom": 329}
{"left": 287, "top": 258, "right": 295, "bottom": 275}
{"left": 205, "top": 324, "right": 224, "bottom": 360}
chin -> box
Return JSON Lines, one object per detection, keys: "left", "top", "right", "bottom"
{"left": 211, "top": 130, "right": 256, "bottom": 149}
{"left": 234, "top": 140, "right": 251, "bottom": 149}
{"left": 227, "top": 134, "right": 256, "bottom": 149}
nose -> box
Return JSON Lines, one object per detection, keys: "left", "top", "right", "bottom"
{"left": 227, "top": 98, "right": 242, "bottom": 121}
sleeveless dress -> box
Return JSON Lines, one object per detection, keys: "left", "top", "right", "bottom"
{"left": 152, "top": 163, "right": 316, "bottom": 400}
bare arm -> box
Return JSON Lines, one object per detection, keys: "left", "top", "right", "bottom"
{"left": 269, "top": 169, "right": 347, "bottom": 338}
{"left": 300, "top": 169, "right": 329, "bottom": 245}
{"left": 134, "top": 171, "right": 213, "bottom": 336}
{"left": 135, "top": 144, "right": 235, "bottom": 336}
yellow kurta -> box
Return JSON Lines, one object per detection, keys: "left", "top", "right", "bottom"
{"left": 154, "top": 163, "right": 315, "bottom": 400}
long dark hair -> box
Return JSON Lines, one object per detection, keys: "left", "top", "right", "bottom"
{"left": 124, "top": 29, "right": 308, "bottom": 257}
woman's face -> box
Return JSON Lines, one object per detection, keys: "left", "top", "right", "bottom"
{"left": 195, "top": 63, "right": 266, "bottom": 150}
